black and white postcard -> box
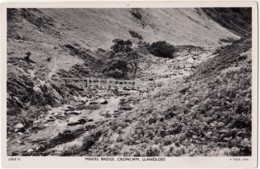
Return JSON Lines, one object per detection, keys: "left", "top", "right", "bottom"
{"left": 1, "top": 1, "right": 258, "bottom": 168}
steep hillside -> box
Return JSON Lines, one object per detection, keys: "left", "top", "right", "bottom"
{"left": 76, "top": 33, "right": 252, "bottom": 157}
{"left": 41, "top": 8, "right": 241, "bottom": 49}
{"left": 8, "top": 8, "right": 239, "bottom": 50}
{"left": 201, "top": 8, "right": 252, "bottom": 36}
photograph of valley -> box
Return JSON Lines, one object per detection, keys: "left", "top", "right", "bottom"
{"left": 7, "top": 7, "right": 252, "bottom": 157}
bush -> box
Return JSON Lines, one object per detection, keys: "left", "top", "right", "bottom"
{"left": 146, "top": 147, "right": 160, "bottom": 156}
{"left": 219, "top": 37, "right": 236, "bottom": 43}
{"left": 81, "top": 130, "right": 102, "bottom": 151}
{"left": 110, "top": 39, "right": 133, "bottom": 54}
{"left": 148, "top": 41, "right": 175, "bottom": 58}
{"left": 103, "top": 60, "right": 129, "bottom": 79}
{"left": 129, "top": 31, "right": 143, "bottom": 40}
{"left": 130, "top": 9, "right": 142, "bottom": 20}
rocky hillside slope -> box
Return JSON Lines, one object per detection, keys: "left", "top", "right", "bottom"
{"left": 94, "top": 32, "right": 251, "bottom": 157}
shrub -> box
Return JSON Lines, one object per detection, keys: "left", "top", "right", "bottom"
{"left": 146, "top": 146, "right": 160, "bottom": 156}
{"left": 110, "top": 39, "right": 133, "bottom": 54}
{"left": 81, "top": 130, "right": 102, "bottom": 151}
{"left": 129, "top": 31, "right": 143, "bottom": 40}
{"left": 164, "top": 111, "right": 175, "bottom": 119}
{"left": 148, "top": 41, "right": 175, "bottom": 58}
{"left": 130, "top": 9, "right": 142, "bottom": 20}
{"left": 103, "top": 60, "right": 129, "bottom": 79}
{"left": 219, "top": 37, "right": 236, "bottom": 43}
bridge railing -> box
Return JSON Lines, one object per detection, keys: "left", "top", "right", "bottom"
{"left": 49, "top": 77, "right": 184, "bottom": 91}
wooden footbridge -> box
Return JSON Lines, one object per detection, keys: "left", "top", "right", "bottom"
{"left": 50, "top": 77, "right": 150, "bottom": 90}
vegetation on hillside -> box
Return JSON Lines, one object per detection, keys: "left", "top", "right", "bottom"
{"left": 78, "top": 33, "right": 252, "bottom": 156}
{"left": 201, "top": 8, "right": 251, "bottom": 36}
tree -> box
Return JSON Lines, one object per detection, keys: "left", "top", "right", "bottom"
{"left": 110, "top": 39, "right": 133, "bottom": 54}
{"left": 109, "top": 39, "right": 140, "bottom": 79}
{"left": 127, "top": 50, "right": 139, "bottom": 79}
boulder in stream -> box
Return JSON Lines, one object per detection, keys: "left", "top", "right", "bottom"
{"left": 98, "top": 98, "right": 108, "bottom": 105}
{"left": 14, "top": 123, "right": 26, "bottom": 132}
{"left": 67, "top": 118, "right": 86, "bottom": 126}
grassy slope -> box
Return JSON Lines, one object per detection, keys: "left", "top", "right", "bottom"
{"left": 79, "top": 33, "right": 252, "bottom": 157}
{"left": 41, "top": 8, "right": 238, "bottom": 50}
{"left": 201, "top": 8, "right": 252, "bottom": 36}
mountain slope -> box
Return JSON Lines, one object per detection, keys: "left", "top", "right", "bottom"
{"left": 41, "top": 8, "right": 239, "bottom": 49}
{"left": 8, "top": 8, "right": 239, "bottom": 50}
{"left": 201, "top": 8, "right": 252, "bottom": 36}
